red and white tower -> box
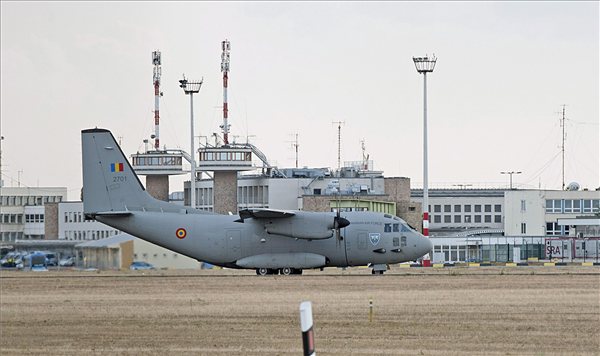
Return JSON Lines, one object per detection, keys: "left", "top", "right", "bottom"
{"left": 220, "top": 40, "right": 231, "bottom": 145}
{"left": 152, "top": 51, "right": 162, "bottom": 150}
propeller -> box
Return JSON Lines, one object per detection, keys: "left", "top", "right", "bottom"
{"left": 333, "top": 213, "right": 350, "bottom": 241}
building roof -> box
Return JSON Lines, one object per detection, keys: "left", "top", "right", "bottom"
{"left": 411, "top": 189, "right": 506, "bottom": 198}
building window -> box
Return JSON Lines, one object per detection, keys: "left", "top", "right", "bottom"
{"left": 484, "top": 215, "right": 492, "bottom": 223}
{"left": 434, "top": 205, "right": 441, "bottom": 213}
{"left": 545, "top": 199, "right": 562, "bottom": 213}
{"left": 454, "top": 205, "right": 461, "bottom": 213}
{"left": 521, "top": 223, "right": 526, "bottom": 234}
{"left": 520, "top": 200, "right": 526, "bottom": 212}
{"left": 454, "top": 215, "right": 461, "bottom": 223}
{"left": 444, "top": 215, "right": 451, "bottom": 223}
{"left": 484, "top": 205, "right": 492, "bottom": 213}
{"left": 474, "top": 215, "right": 481, "bottom": 223}
{"left": 434, "top": 215, "right": 441, "bottom": 223}
{"left": 546, "top": 222, "right": 561, "bottom": 236}
{"left": 494, "top": 215, "right": 502, "bottom": 223}
{"left": 464, "top": 215, "right": 471, "bottom": 223}
{"left": 474, "top": 205, "right": 481, "bottom": 213}
{"left": 564, "top": 199, "right": 573, "bottom": 213}
{"left": 464, "top": 205, "right": 471, "bottom": 213}
{"left": 583, "top": 200, "right": 592, "bottom": 213}
{"left": 494, "top": 204, "right": 501, "bottom": 213}
{"left": 444, "top": 205, "right": 451, "bottom": 213}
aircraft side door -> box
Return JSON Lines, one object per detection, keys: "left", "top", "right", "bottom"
{"left": 346, "top": 231, "right": 369, "bottom": 266}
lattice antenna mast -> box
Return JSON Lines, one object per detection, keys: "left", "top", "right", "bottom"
{"left": 152, "top": 51, "right": 162, "bottom": 150}
{"left": 221, "top": 40, "right": 231, "bottom": 145}
{"left": 332, "top": 121, "right": 345, "bottom": 171}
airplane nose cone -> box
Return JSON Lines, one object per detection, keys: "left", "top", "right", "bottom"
{"left": 419, "top": 237, "right": 433, "bottom": 257}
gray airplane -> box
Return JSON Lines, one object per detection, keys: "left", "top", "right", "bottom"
{"left": 82, "top": 128, "right": 432, "bottom": 275}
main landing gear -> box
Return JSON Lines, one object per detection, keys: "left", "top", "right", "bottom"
{"left": 256, "top": 267, "right": 303, "bottom": 276}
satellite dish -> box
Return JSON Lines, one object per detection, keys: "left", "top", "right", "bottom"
{"left": 566, "top": 182, "right": 580, "bottom": 191}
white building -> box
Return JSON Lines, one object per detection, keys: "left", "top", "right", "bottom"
{"left": 58, "top": 201, "right": 121, "bottom": 241}
{"left": 504, "top": 189, "right": 600, "bottom": 237}
{"left": 0, "top": 187, "right": 67, "bottom": 241}
{"left": 411, "top": 189, "right": 506, "bottom": 236}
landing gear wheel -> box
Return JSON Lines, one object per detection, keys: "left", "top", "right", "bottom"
{"left": 257, "top": 268, "right": 269, "bottom": 276}
{"left": 281, "top": 267, "right": 292, "bottom": 275}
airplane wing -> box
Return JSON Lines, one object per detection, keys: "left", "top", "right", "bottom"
{"left": 238, "top": 208, "right": 296, "bottom": 220}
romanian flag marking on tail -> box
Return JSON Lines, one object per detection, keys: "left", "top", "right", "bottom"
{"left": 111, "top": 162, "right": 124, "bottom": 172}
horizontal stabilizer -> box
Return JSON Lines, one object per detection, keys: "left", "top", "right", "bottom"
{"left": 94, "top": 211, "right": 133, "bottom": 217}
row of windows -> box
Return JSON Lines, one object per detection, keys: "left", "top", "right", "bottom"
{"left": 63, "top": 230, "right": 119, "bottom": 240}
{"left": 25, "top": 214, "right": 44, "bottom": 223}
{"left": 238, "top": 185, "right": 268, "bottom": 206}
{"left": 545, "top": 199, "right": 599, "bottom": 214}
{"left": 199, "top": 151, "right": 251, "bottom": 162}
{"left": 430, "top": 204, "right": 501, "bottom": 214}
{"left": 2, "top": 213, "right": 47, "bottom": 224}
{"left": 1, "top": 213, "right": 23, "bottom": 224}
{"left": 431, "top": 215, "right": 502, "bottom": 224}
{"left": 64, "top": 212, "right": 94, "bottom": 223}
{"left": 132, "top": 155, "right": 182, "bottom": 166}
{"left": 0, "top": 232, "right": 43, "bottom": 241}
{"left": 0, "top": 195, "right": 63, "bottom": 206}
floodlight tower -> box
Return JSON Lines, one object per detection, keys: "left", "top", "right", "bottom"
{"left": 221, "top": 40, "right": 231, "bottom": 144}
{"left": 413, "top": 54, "right": 437, "bottom": 239}
{"left": 501, "top": 171, "right": 522, "bottom": 190}
{"left": 152, "top": 51, "right": 162, "bottom": 149}
{"left": 179, "top": 76, "right": 203, "bottom": 208}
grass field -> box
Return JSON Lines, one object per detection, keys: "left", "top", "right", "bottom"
{"left": 1, "top": 266, "right": 599, "bottom": 355}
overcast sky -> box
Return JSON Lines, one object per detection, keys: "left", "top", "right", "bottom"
{"left": 1, "top": 2, "right": 598, "bottom": 200}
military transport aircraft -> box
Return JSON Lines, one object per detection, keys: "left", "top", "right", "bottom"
{"left": 82, "top": 128, "right": 432, "bottom": 275}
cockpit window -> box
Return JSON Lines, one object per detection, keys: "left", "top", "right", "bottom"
{"left": 384, "top": 223, "right": 392, "bottom": 233}
{"left": 384, "top": 214, "right": 393, "bottom": 219}
{"left": 393, "top": 237, "right": 400, "bottom": 247}
{"left": 401, "top": 236, "right": 407, "bottom": 247}
{"left": 393, "top": 223, "right": 399, "bottom": 232}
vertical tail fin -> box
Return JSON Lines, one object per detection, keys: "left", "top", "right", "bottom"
{"left": 81, "top": 128, "right": 153, "bottom": 214}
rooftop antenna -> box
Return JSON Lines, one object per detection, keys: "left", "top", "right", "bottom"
{"left": 560, "top": 104, "right": 567, "bottom": 190}
{"left": 360, "top": 139, "right": 369, "bottom": 170}
{"left": 292, "top": 133, "right": 299, "bottom": 168}
{"left": 152, "top": 50, "right": 162, "bottom": 150}
{"left": 220, "top": 40, "right": 231, "bottom": 145}
{"left": 332, "top": 121, "right": 345, "bottom": 172}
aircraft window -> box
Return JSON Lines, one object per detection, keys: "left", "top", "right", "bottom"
{"left": 384, "top": 214, "right": 392, "bottom": 219}
{"left": 393, "top": 223, "right": 399, "bottom": 232}
{"left": 401, "top": 236, "right": 407, "bottom": 247}
{"left": 393, "top": 237, "right": 399, "bottom": 247}
{"left": 384, "top": 223, "right": 392, "bottom": 233}
{"left": 393, "top": 216, "right": 400, "bottom": 221}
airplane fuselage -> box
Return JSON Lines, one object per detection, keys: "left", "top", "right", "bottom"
{"left": 98, "top": 210, "right": 429, "bottom": 269}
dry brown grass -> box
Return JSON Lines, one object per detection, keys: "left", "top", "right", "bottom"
{"left": 1, "top": 266, "right": 599, "bottom": 355}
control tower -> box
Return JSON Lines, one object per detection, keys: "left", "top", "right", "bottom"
{"left": 131, "top": 51, "right": 186, "bottom": 201}
{"left": 195, "top": 40, "right": 253, "bottom": 214}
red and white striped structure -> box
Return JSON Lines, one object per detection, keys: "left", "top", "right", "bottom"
{"left": 152, "top": 51, "right": 162, "bottom": 150}
{"left": 220, "top": 40, "right": 231, "bottom": 145}
{"left": 300, "top": 301, "right": 316, "bottom": 356}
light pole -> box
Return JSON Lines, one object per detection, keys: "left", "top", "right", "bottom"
{"left": 179, "top": 76, "right": 203, "bottom": 209}
{"left": 413, "top": 54, "right": 437, "bottom": 242}
{"left": 501, "top": 171, "right": 522, "bottom": 190}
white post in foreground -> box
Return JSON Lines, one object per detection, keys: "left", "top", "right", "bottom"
{"left": 300, "top": 301, "right": 316, "bottom": 356}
